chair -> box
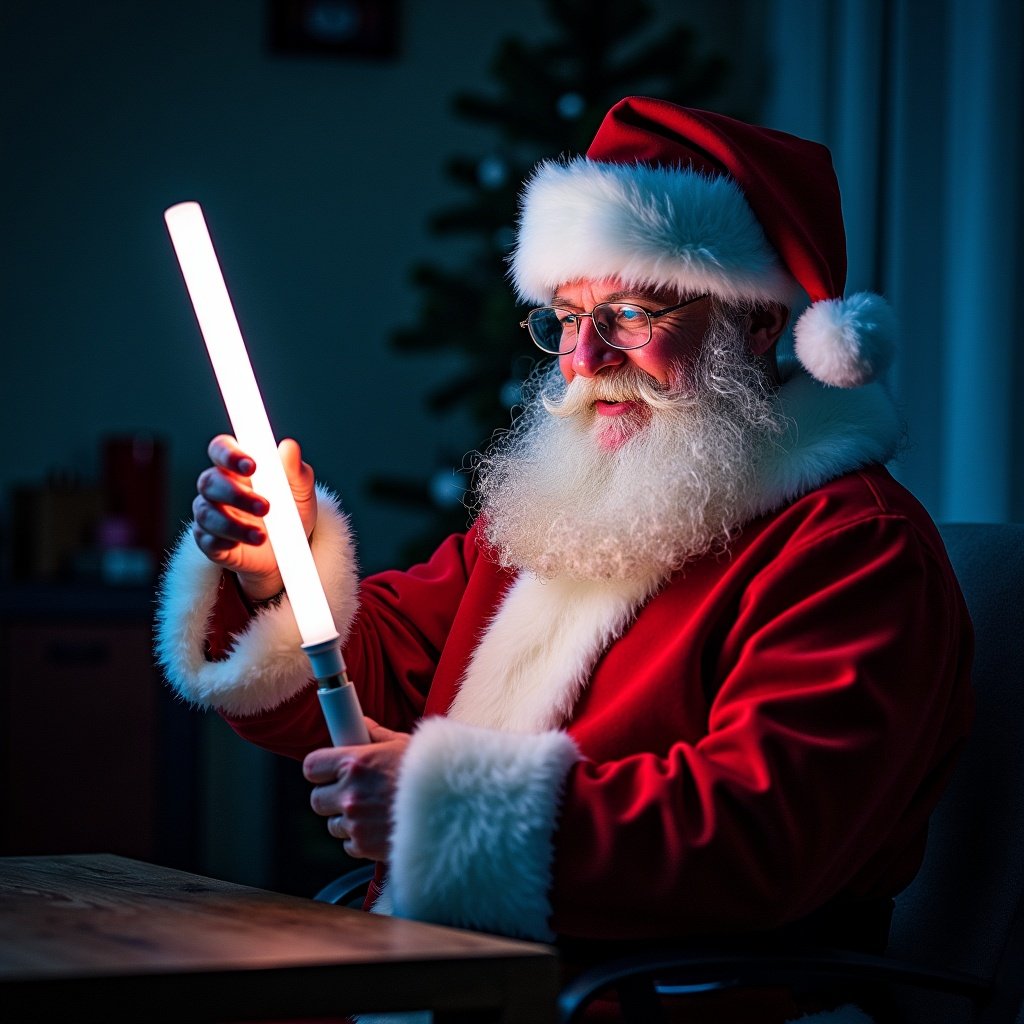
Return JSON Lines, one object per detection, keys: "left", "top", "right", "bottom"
{"left": 315, "top": 862, "right": 375, "bottom": 909}
{"left": 881, "top": 523, "right": 1024, "bottom": 1023}
{"left": 316, "top": 523, "right": 1024, "bottom": 1023}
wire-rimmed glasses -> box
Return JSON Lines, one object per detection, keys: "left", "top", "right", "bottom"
{"left": 520, "top": 294, "right": 709, "bottom": 355}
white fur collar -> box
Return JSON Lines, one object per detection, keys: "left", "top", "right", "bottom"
{"left": 448, "top": 573, "right": 655, "bottom": 732}
{"left": 745, "top": 370, "right": 901, "bottom": 520}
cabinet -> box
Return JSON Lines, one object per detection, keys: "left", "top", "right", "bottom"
{"left": 0, "top": 584, "right": 361, "bottom": 894}
{"left": 0, "top": 586, "right": 199, "bottom": 869}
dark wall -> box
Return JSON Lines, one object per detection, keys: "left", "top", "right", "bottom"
{"left": 1, "top": 0, "right": 765, "bottom": 576}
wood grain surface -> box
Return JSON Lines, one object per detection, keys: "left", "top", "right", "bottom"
{"left": 0, "top": 854, "right": 557, "bottom": 1022}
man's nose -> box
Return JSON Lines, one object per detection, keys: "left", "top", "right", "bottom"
{"left": 571, "top": 316, "right": 627, "bottom": 377}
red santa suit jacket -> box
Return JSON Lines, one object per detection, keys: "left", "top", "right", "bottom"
{"left": 155, "top": 372, "right": 972, "bottom": 981}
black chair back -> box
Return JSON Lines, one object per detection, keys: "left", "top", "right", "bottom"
{"left": 887, "top": 523, "right": 1024, "bottom": 1023}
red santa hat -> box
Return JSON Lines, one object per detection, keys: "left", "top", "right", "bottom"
{"left": 510, "top": 96, "right": 895, "bottom": 388}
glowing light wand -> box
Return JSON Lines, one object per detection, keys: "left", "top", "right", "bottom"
{"left": 164, "top": 201, "right": 369, "bottom": 746}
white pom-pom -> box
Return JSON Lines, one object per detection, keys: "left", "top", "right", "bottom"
{"left": 793, "top": 292, "right": 897, "bottom": 388}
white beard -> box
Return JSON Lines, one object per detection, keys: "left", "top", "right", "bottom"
{"left": 471, "top": 312, "right": 785, "bottom": 582}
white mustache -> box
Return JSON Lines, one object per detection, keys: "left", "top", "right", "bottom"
{"left": 542, "top": 366, "right": 683, "bottom": 419}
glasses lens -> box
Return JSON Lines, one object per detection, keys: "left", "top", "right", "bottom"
{"left": 593, "top": 303, "right": 651, "bottom": 349}
{"left": 528, "top": 308, "right": 577, "bottom": 354}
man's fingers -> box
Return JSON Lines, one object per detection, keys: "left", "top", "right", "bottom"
{"left": 364, "top": 718, "right": 401, "bottom": 743}
{"left": 279, "top": 438, "right": 315, "bottom": 495}
{"left": 194, "top": 522, "right": 266, "bottom": 555}
{"left": 197, "top": 466, "right": 270, "bottom": 517}
{"left": 303, "top": 749, "right": 355, "bottom": 784}
{"left": 193, "top": 524, "right": 246, "bottom": 559}
{"left": 326, "top": 811, "right": 384, "bottom": 861}
{"left": 207, "top": 434, "right": 256, "bottom": 476}
{"left": 278, "top": 437, "right": 301, "bottom": 470}
{"left": 327, "top": 815, "right": 349, "bottom": 840}
{"left": 192, "top": 497, "right": 266, "bottom": 547}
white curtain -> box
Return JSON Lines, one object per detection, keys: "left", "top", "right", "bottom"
{"left": 763, "top": 0, "right": 1023, "bottom": 522}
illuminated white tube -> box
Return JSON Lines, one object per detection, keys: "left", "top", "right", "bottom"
{"left": 165, "top": 201, "right": 368, "bottom": 745}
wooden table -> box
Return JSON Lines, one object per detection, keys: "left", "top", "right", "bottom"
{"left": 0, "top": 854, "right": 558, "bottom": 1022}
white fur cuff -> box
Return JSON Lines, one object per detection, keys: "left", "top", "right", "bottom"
{"left": 154, "top": 485, "right": 359, "bottom": 716}
{"left": 389, "top": 718, "right": 581, "bottom": 941}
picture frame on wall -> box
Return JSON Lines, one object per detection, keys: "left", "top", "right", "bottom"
{"left": 267, "top": 0, "right": 400, "bottom": 59}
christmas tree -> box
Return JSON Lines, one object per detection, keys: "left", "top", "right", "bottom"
{"left": 369, "top": 0, "right": 733, "bottom": 563}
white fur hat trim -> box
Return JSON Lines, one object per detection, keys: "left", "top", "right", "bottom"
{"left": 510, "top": 157, "right": 799, "bottom": 306}
{"left": 793, "top": 293, "right": 896, "bottom": 388}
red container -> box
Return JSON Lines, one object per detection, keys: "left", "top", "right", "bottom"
{"left": 102, "top": 435, "right": 168, "bottom": 567}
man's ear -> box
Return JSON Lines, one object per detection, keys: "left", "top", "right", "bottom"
{"left": 745, "top": 303, "right": 789, "bottom": 356}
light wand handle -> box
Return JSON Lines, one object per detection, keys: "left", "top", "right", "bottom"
{"left": 303, "top": 637, "right": 371, "bottom": 746}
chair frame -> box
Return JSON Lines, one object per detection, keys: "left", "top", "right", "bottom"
{"left": 314, "top": 863, "right": 375, "bottom": 909}
{"left": 555, "top": 915, "right": 1024, "bottom": 1023}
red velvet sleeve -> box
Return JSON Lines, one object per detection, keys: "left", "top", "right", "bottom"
{"left": 549, "top": 514, "right": 974, "bottom": 939}
{"left": 205, "top": 571, "right": 259, "bottom": 660}
{"left": 207, "top": 573, "right": 336, "bottom": 760}
{"left": 338, "top": 528, "right": 480, "bottom": 733}
{"left": 219, "top": 528, "right": 480, "bottom": 759}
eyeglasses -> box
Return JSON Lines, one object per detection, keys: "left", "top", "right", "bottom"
{"left": 519, "top": 294, "right": 710, "bottom": 355}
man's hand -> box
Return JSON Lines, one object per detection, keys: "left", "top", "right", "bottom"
{"left": 192, "top": 434, "right": 317, "bottom": 601}
{"left": 303, "top": 719, "right": 411, "bottom": 861}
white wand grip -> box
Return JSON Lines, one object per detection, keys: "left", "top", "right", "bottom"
{"left": 318, "top": 684, "right": 371, "bottom": 746}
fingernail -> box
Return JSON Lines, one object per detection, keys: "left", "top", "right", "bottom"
{"left": 251, "top": 498, "right": 269, "bottom": 515}
{"left": 238, "top": 458, "right": 255, "bottom": 475}
{"left": 248, "top": 529, "right": 263, "bottom": 544}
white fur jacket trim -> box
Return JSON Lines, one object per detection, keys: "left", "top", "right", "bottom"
{"left": 379, "top": 574, "right": 647, "bottom": 942}
{"left": 746, "top": 370, "right": 901, "bottom": 521}
{"left": 389, "top": 717, "right": 581, "bottom": 941}
{"left": 448, "top": 572, "right": 656, "bottom": 733}
{"left": 154, "top": 485, "right": 358, "bottom": 716}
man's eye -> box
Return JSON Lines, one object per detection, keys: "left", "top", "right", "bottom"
{"left": 617, "top": 306, "right": 643, "bottom": 321}
{"left": 557, "top": 313, "right": 578, "bottom": 327}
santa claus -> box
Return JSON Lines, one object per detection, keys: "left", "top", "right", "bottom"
{"left": 156, "top": 97, "right": 973, "bottom": 1023}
